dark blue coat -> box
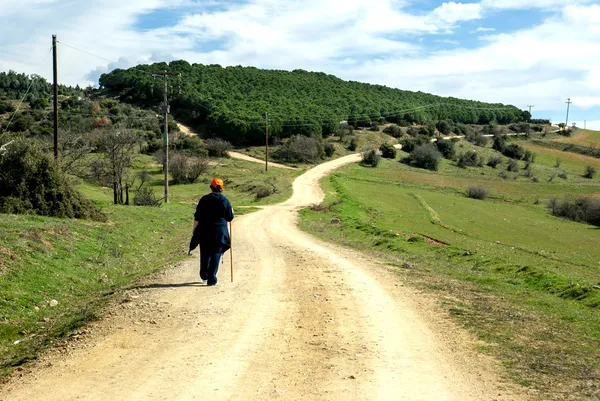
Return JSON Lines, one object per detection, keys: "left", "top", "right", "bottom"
{"left": 191, "top": 192, "right": 234, "bottom": 252}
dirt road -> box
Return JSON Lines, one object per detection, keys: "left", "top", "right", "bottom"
{"left": 1, "top": 154, "right": 526, "bottom": 401}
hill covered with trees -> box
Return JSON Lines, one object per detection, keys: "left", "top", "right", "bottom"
{"left": 99, "top": 61, "right": 531, "bottom": 144}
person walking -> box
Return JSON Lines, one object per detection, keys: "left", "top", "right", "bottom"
{"left": 192, "top": 178, "right": 234, "bottom": 286}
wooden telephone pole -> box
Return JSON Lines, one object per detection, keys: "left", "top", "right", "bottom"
{"left": 565, "top": 98, "right": 572, "bottom": 128}
{"left": 152, "top": 70, "right": 180, "bottom": 203}
{"left": 265, "top": 112, "right": 269, "bottom": 171}
{"left": 52, "top": 34, "right": 58, "bottom": 159}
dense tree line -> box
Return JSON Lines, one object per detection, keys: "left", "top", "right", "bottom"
{"left": 99, "top": 61, "right": 531, "bottom": 145}
{"left": 0, "top": 70, "right": 84, "bottom": 103}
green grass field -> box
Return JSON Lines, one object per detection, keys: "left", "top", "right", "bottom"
{"left": 0, "top": 153, "right": 298, "bottom": 376}
{"left": 553, "top": 129, "right": 600, "bottom": 147}
{"left": 300, "top": 142, "right": 600, "bottom": 400}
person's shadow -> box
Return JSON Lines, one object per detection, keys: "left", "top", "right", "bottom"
{"left": 132, "top": 282, "right": 205, "bottom": 290}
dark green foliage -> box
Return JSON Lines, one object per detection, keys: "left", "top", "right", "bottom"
{"left": 99, "top": 62, "right": 527, "bottom": 144}
{"left": 466, "top": 132, "right": 489, "bottom": 147}
{"left": 486, "top": 155, "right": 502, "bottom": 168}
{"left": 172, "top": 135, "right": 208, "bottom": 157}
{"left": 583, "top": 166, "right": 597, "bottom": 179}
{"left": 0, "top": 140, "right": 105, "bottom": 221}
{"left": 408, "top": 144, "right": 441, "bottom": 171}
{"left": 379, "top": 143, "right": 397, "bottom": 159}
{"left": 348, "top": 137, "right": 358, "bottom": 151}
{"left": 0, "top": 100, "right": 15, "bottom": 114}
{"left": 457, "top": 151, "right": 484, "bottom": 168}
{"left": 492, "top": 134, "right": 506, "bottom": 152}
{"left": 383, "top": 125, "right": 403, "bottom": 138}
{"left": 205, "top": 138, "right": 232, "bottom": 157}
{"left": 466, "top": 186, "right": 489, "bottom": 200}
{"left": 558, "top": 173, "right": 568, "bottom": 180}
{"left": 523, "top": 150, "right": 536, "bottom": 163}
{"left": 361, "top": 149, "right": 381, "bottom": 167}
{"left": 507, "top": 158, "right": 520, "bottom": 173}
{"left": 169, "top": 152, "right": 209, "bottom": 184}
{"left": 400, "top": 136, "right": 428, "bottom": 153}
{"left": 503, "top": 143, "right": 525, "bottom": 160}
{"left": 435, "top": 139, "right": 455, "bottom": 159}
{"left": 498, "top": 171, "right": 508, "bottom": 179}
{"left": 436, "top": 120, "right": 454, "bottom": 135}
{"left": 323, "top": 141, "right": 335, "bottom": 157}
{"left": 547, "top": 197, "right": 600, "bottom": 226}
{"left": 273, "top": 135, "right": 324, "bottom": 163}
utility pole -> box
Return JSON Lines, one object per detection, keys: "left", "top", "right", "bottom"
{"left": 52, "top": 34, "right": 58, "bottom": 159}
{"left": 152, "top": 70, "right": 180, "bottom": 203}
{"left": 565, "top": 98, "right": 572, "bottom": 129}
{"left": 584, "top": 120, "right": 587, "bottom": 130}
{"left": 527, "top": 105, "right": 534, "bottom": 119}
{"left": 265, "top": 112, "right": 269, "bottom": 172}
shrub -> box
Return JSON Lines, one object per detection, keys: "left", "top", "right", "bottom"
{"left": 170, "top": 152, "right": 209, "bottom": 184}
{"left": 555, "top": 159, "right": 561, "bottom": 168}
{"left": 0, "top": 140, "right": 106, "bottom": 221}
{"left": 436, "top": 120, "right": 453, "bottom": 135}
{"left": 369, "top": 124, "right": 380, "bottom": 132}
{"left": 547, "top": 197, "right": 600, "bottom": 226}
{"left": 523, "top": 150, "right": 536, "bottom": 163}
{"left": 558, "top": 173, "right": 568, "bottom": 180}
{"left": 435, "top": 140, "right": 455, "bottom": 159}
{"left": 498, "top": 171, "right": 508, "bottom": 179}
{"left": 466, "top": 186, "right": 489, "bottom": 200}
{"left": 348, "top": 137, "right": 358, "bottom": 151}
{"left": 457, "top": 151, "right": 483, "bottom": 168}
{"left": 323, "top": 141, "right": 336, "bottom": 157}
{"left": 486, "top": 155, "right": 502, "bottom": 168}
{"left": 134, "top": 184, "right": 162, "bottom": 207}
{"left": 174, "top": 135, "right": 208, "bottom": 157}
{"left": 408, "top": 144, "right": 441, "bottom": 171}
{"left": 383, "top": 125, "right": 403, "bottom": 138}
{"left": 361, "top": 149, "right": 381, "bottom": 167}
{"left": 400, "top": 136, "right": 428, "bottom": 153}
{"left": 379, "top": 143, "right": 397, "bottom": 159}
{"left": 206, "top": 138, "right": 232, "bottom": 157}
{"left": 0, "top": 100, "right": 16, "bottom": 114}
{"left": 507, "top": 158, "right": 520, "bottom": 173}
{"left": 274, "top": 135, "right": 324, "bottom": 163}
{"left": 466, "top": 132, "right": 489, "bottom": 147}
{"left": 503, "top": 143, "right": 525, "bottom": 160}
{"left": 407, "top": 126, "right": 420, "bottom": 137}
{"left": 583, "top": 165, "right": 597, "bottom": 179}
{"left": 492, "top": 134, "right": 506, "bottom": 152}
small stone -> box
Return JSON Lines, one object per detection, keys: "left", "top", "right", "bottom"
{"left": 331, "top": 218, "right": 341, "bottom": 224}
{"left": 34, "top": 306, "right": 40, "bottom": 312}
{"left": 49, "top": 299, "right": 58, "bottom": 307}
{"left": 13, "top": 340, "right": 21, "bottom": 345}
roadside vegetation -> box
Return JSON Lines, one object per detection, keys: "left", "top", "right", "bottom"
{"left": 300, "top": 133, "right": 600, "bottom": 400}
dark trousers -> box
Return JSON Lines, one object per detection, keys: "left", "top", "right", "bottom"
{"left": 199, "top": 244, "right": 224, "bottom": 285}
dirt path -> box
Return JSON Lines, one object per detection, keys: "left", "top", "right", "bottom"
{"left": 176, "top": 122, "right": 297, "bottom": 170}
{"left": 1, "top": 154, "right": 527, "bottom": 401}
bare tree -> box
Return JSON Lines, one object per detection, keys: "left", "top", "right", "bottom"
{"left": 58, "top": 127, "right": 95, "bottom": 176}
{"left": 97, "top": 128, "right": 141, "bottom": 205}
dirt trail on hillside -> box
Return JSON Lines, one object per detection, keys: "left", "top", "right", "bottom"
{"left": 176, "top": 122, "right": 297, "bottom": 170}
{"left": 1, "top": 154, "right": 528, "bottom": 401}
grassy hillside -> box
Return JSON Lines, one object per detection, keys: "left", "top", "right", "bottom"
{"left": 99, "top": 61, "right": 530, "bottom": 144}
{"left": 300, "top": 141, "right": 600, "bottom": 400}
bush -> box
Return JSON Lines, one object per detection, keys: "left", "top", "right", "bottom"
{"left": 0, "top": 140, "right": 106, "bottom": 221}
{"left": 466, "top": 132, "right": 489, "bottom": 147}
{"left": 0, "top": 100, "right": 16, "bottom": 114}
{"left": 170, "top": 152, "right": 209, "bottom": 184}
{"left": 498, "top": 171, "right": 508, "bottom": 179}
{"left": 134, "top": 184, "right": 162, "bottom": 207}
{"left": 503, "top": 143, "right": 525, "bottom": 160}
{"left": 583, "top": 166, "right": 597, "bottom": 179}
{"left": 369, "top": 124, "right": 380, "bottom": 132}
{"left": 348, "top": 137, "right": 358, "bottom": 151}
{"left": 274, "top": 135, "right": 324, "bottom": 163}
{"left": 400, "top": 136, "right": 428, "bottom": 153}
{"left": 383, "top": 125, "right": 403, "bottom": 138}
{"left": 361, "top": 149, "right": 381, "bottom": 167}
{"left": 435, "top": 140, "right": 455, "bottom": 159}
{"left": 555, "top": 159, "right": 562, "bottom": 168}
{"left": 457, "top": 151, "right": 483, "bottom": 168}
{"left": 523, "top": 150, "right": 536, "bottom": 163}
{"left": 486, "top": 155, "right": 502, "bottom": 168}
{"left": 507, "top": 158, "right": 520, "bottom": 173}
{"left": 558, "top": 173, "right": 568, "bottom": 180}
{"left": 173, "top": 135, "right": 208, "bottom": 157}
{"left": 379, "top": 143, "right": 397, "bottom": 159}
{"left": 466, "top": 186, "right": 489, "bottom": 200}
{"left": 547, "top": 197, "right": 600, "bottom": 226}
{"left": 408, "top": 144, "right": 441, "bottom": 171}
{"left": 206, "top": 138, "right": 232, "bottom": 157}
{"left": 323, "top": 141, "right": 336, "bottom": 157}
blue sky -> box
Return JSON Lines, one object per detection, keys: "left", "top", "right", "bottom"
{"left": 1, "top": 0, "right": 599, "bottom": 128}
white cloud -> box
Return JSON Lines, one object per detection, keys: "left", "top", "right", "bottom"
{"left": 430, "top": 2, "right": 482, "bottom": 23}
{"left": 475, "top": 27, "right": 495, "bottom": 32}
{"left": 481, "top": 0, "right": 592, "bottom": 10}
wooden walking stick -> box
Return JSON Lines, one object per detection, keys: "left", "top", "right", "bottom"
{"left": 230, "top": 221, "right": 233, "bottom": 282}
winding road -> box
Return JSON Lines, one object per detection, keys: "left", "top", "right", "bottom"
{"left": 1, "top": 154, "right": 526, "bottom": 401}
